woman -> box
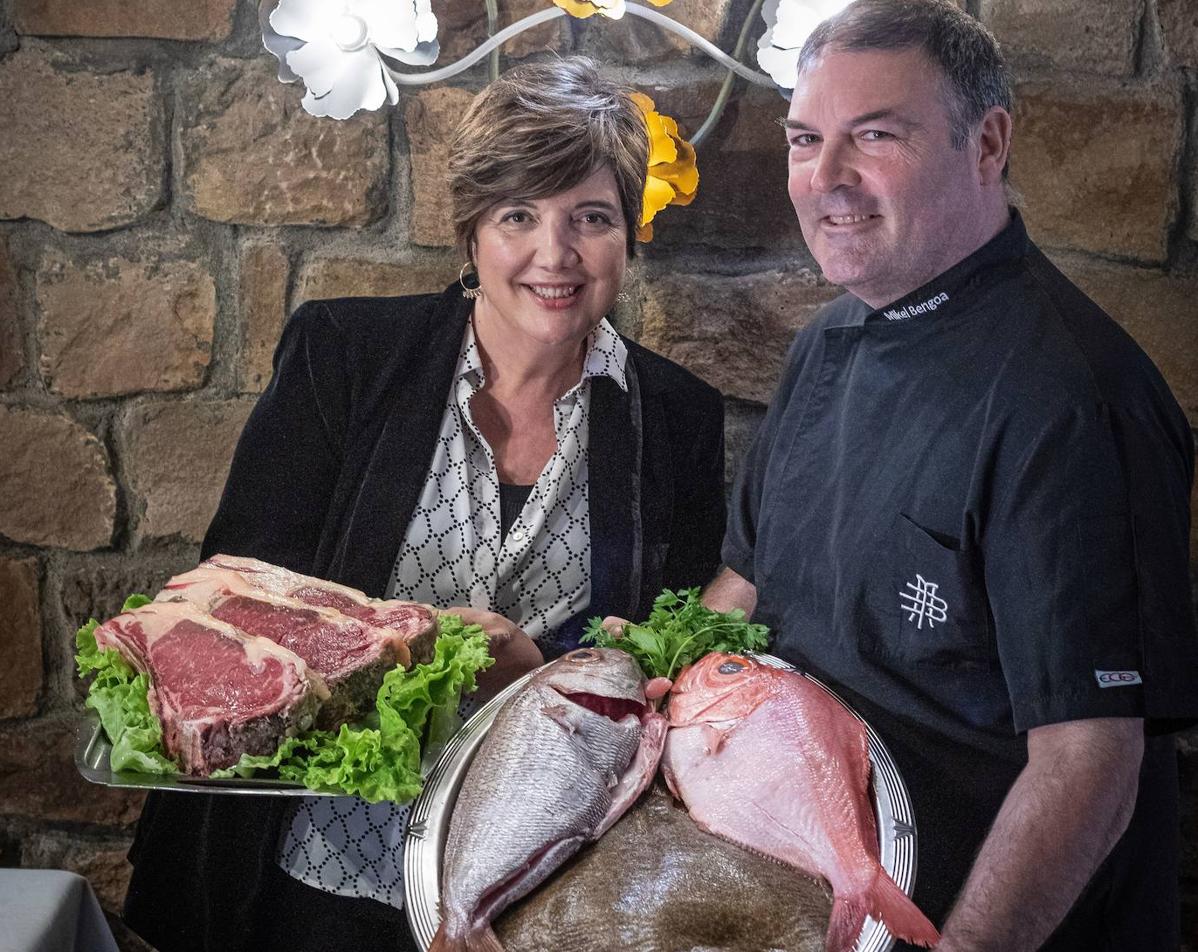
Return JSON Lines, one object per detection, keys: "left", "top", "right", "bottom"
{"left": 122, "top": 57, "right": 725, "bottom": 952}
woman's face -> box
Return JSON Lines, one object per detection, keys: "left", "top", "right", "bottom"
{"left": 471, "top": 165, "right": 627, "bottom": 354}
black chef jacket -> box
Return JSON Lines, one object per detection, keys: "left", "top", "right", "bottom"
{"left": 724, "top": 211, "right": 1198, "bottom": 950}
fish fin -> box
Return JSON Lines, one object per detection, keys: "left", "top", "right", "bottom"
{"left": 427, "top": 923, "right": 465, "bottom": 952}
{"left": 825, "top": 895, "right": 869, "bottom": 952}
{"left": 867, "top": 870, "right": 941, "bottom": 948}
{"left": 701, "top": 723, "right": 732, "bottom": 754}
{"left": 541, "top": 703, "right": 577, "bottom": 733}
{"left": 466, "top": 926, "right": 505, "bottom": 952}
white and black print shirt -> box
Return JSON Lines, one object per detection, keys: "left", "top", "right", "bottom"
{"left": 278, "top": 317, "right": 629, "bottom": 908}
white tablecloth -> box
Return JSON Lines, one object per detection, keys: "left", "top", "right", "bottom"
{"left": 0, "top": 870, "right": 119, "bottom": 952}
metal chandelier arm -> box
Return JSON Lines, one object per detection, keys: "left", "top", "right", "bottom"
{"left": 379, "top": 3, "right": 777, "bottom": 91}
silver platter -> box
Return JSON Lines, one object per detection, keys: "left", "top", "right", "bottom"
{"left": 404, "top": 653, "right": 917, "bottom": 952}
{"left": 74, "top": 712, "right": 340, "bottom": 796}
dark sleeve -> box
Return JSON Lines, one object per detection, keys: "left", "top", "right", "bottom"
{"left": 983, "top": 400, "right": 1198, "bottom": 733}
{"left": 659, "top": 381, "right": 726, "bottom": 591}
{"left": 201, "top": 301, "right": 349, "bottom": 572}
{"left": 721, "top": 330, "right": 812, "bottom": 583}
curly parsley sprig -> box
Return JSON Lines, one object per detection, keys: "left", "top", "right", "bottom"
{"left": 582, "top": 587, "right": 770, "bottom": 681}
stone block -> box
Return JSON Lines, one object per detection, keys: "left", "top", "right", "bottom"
{"left": 59, "top": 553, "right": 199, "bottom": 646}
{"left": 36, "top": 251, "right": 215, "bottom": 399}
{"left": 439, "top": 0, "right": 567, "bottom": 62}
{"left": 406, "top": 87, "right": 477, "bottom": 248}
{"left": 21, "top": 833, "right": 135, "bottom": 912}
{"left": 295, "top": 256, "right": 459, "bottom": 307}
{"left": 0, "top": 50, "right": 162, "bottom": 233}
{"left": 639, "top": 82, "right": 806, "bottom": 252}
{"left": 640, "top": 267, "right": 840, "bottom": 404}
{"left": 0, "top": 558, "right": 41, "bottom": 718}
{"left": 723, "top": 400, "right": 766, "bottom": 488}
{"left": 0, "top": 717, "right": 144, "bottom": 826}
{"left": 1011, "top": 80, "right": 1181, "bottom": 264}
{"left": 1057, "top": 256, "right": 1198, "bottom": 424}
{"left": 13, "top": 0, "right": 236, "bottom": 40}
{"left": 0, "top": 406, "right": 115, "bottom": 550}
{"left": 0, "top": 235, "right": 21, "bottom": 388}
{"left": 1158, "top": 0, "right": 1198, "bottom": 68}
{"left": 123, "top": 400, "right": 255, "bottom": 543}
{"left": 179, "top": 58, "right": 389, "bottom": 227}
{"left": 239, "top": 243, "right": 289, "bottom": 393}
{"left": 579, "top": 0, "right": 735, "bottom": 63}
{"left": 981, "top": 0, "right": 1137, "bottom": 77}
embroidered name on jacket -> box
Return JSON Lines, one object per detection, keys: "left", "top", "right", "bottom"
{"left": 884, "top": 291, "right": 950, "bottom": 322}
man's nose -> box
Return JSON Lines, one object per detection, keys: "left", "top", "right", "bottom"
{"left": 536, "top": 219, "right": 581, "bottom": 269}
{"left": 809, "top": 141, "right": 859, "bottom": 193}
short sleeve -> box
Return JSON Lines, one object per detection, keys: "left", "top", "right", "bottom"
{"left": 983, "top": 400, "right": 1198, "bottom": 733}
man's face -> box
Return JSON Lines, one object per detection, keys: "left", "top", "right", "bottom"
{"left": 786, "top": 46, "right": 991, "bottom": 307}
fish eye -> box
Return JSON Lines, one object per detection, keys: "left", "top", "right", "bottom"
{"left": 718, "top": 660, "right": 746, "bottom": 675}
{"left": 568, "top": 649, "right": 596, "bottom": 661}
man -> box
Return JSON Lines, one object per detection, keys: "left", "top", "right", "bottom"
{"left": 707, "top": 1, "right": 1197, "bottom": 949}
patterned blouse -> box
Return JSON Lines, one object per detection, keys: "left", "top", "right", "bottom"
{"left": 277, "top": 316, "right": 629, "bottom": 907}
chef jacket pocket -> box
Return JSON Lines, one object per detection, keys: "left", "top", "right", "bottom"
{"left": 869, "top": 512, "right": 995, "bottom": 671}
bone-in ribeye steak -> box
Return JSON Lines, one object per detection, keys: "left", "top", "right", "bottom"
{"left": 93, "top": 601, "right": 327, "bottom": 775}
{"left": 156, "top": 568, "right": 416, "bottom": 728}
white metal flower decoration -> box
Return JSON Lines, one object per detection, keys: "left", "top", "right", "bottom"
{"left": 757, "top": 0, "right": 852, "bottom": 89}
{"left": 261, "top": 0, "right": 439, "bottom": 119}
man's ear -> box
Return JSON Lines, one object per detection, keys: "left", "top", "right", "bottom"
{"left": 976, "top": 105, "right": 1012, "bottom": 186}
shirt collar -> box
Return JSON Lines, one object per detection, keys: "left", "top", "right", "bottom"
{"left": 834, "top": 207, "right": 1029, "bottom": 329}
{"left": 456, "top": 317, "right": 628, "bottom": 393}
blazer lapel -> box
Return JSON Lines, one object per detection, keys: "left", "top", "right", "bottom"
{"left": 325, "top": 289, "right": 471, "bottom": 596}
{"left": 588, "top": 369, "right": 638, "bottom": 619}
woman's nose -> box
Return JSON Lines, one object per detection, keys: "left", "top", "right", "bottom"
{"left": 536, "top": 218, "right": 581, "bottom": 269}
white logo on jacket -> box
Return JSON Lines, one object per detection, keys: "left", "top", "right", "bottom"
{"left": 899, "top": 574, "right": 948, "bottom": 629}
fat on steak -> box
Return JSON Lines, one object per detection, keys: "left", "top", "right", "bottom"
{"left": 157, "top": 571, "right": 413, "bottom": 727}
{"left": 177, "top": 555, "right": 440, "bottom": 665}
{"left": 94, "top": 601, "right": 328, "bottom": 775}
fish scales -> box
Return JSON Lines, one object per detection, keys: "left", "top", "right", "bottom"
{"left": 432, "top": 648, "right": 665, "bottom": 952}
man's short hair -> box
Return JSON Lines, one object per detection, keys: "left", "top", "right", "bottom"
{"left": 797, "top": 0, "right": 1012, "bottom": 152}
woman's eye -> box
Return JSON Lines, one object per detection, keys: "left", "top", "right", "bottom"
{"left": 580, "top": 212, "right": 612, "bottom": 226}
{"left": 501, "top": 210, "right": 531, "bottom": 224}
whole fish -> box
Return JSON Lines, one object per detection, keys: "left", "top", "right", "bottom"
{"left": 430, "top": 648, "right": 671, "bottom": 952}
{"left": 663, "top": 653, "right": 940, "bottom": 952}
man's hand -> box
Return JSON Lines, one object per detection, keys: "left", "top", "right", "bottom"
{"left": 936, "top": 717, "right": 1143, "bottom": 951}
{"left": 441, "top": 607, "right": 544, "bottom": 703}
{"left": 702, "top": 566, "right": 758, "bottom": 616}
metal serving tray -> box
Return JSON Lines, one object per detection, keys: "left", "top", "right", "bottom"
{"left": 74, "top": 712, "right": 341, "bottom": 797}
{"left": 404, "top": 654, "right": 918, "bottom": 952}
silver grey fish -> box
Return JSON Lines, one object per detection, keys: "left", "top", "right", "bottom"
{"left": 429, "top": 647, "right": 670, "bottom": 952}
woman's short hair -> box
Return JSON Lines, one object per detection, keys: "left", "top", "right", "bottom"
{"left": 798, "top": 0, "right": 1012, "bottom": 153}
{"left": 448, "top": 56, "right": 649, "bottom": 258}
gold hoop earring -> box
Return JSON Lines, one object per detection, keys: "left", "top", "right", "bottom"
{"left": 459, "top": 262, "right": 483, "bottom": 301}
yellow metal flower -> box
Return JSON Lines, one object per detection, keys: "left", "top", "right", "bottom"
{"left": 552, "top": 0, "right": 671, "bottom": 21}
{"left": 631, "top": 91, "right": 698, "bottom": 242}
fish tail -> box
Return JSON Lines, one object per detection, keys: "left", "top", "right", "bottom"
{"left": 427, "top": 923, "right": 505, "bottom": 952}
{"left": 825, "top": 895, "right": 869, "bottom": 952}
{"left": 867, "top": 870, "right": 941, "bottom": 948}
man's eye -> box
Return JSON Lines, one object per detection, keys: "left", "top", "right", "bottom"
{"left": 790, "top": 134, "right": 819, "bottom": 148}
{"left": 861, "top": 130, "right": 893, "bottom": 141}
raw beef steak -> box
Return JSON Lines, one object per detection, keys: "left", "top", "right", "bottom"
{"left": 158, "top": 575, "right": 412, "bottom": 727}
{"left": 94, "top": 601, "right": 327, "bottom": 774}
{"left": 165, "top": 555, "right": 439, "bottom": 665}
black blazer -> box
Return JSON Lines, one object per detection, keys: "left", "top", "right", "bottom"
{"left": 123, "top": 285, "right": 726, "bottom": 952}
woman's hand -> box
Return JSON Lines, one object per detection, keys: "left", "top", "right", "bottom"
{"left": 443, "top": 607, "right": 544, "bottom": 703}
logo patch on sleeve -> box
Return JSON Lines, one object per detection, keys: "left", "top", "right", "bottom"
{"left": 1094, "top": 669, "right": 1142, "bottom": 688}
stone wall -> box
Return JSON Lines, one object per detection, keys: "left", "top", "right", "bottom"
{"left": 0, "top": 0, "right": 1194, "bottom": 948}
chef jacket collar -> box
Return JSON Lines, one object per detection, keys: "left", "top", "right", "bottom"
{"left": 831, "top": 208, "right": 1030, "bottom": 329}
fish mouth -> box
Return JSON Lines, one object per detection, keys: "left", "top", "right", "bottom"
{"left": 557, "top": 690, "right": 646, "bottom": 722}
